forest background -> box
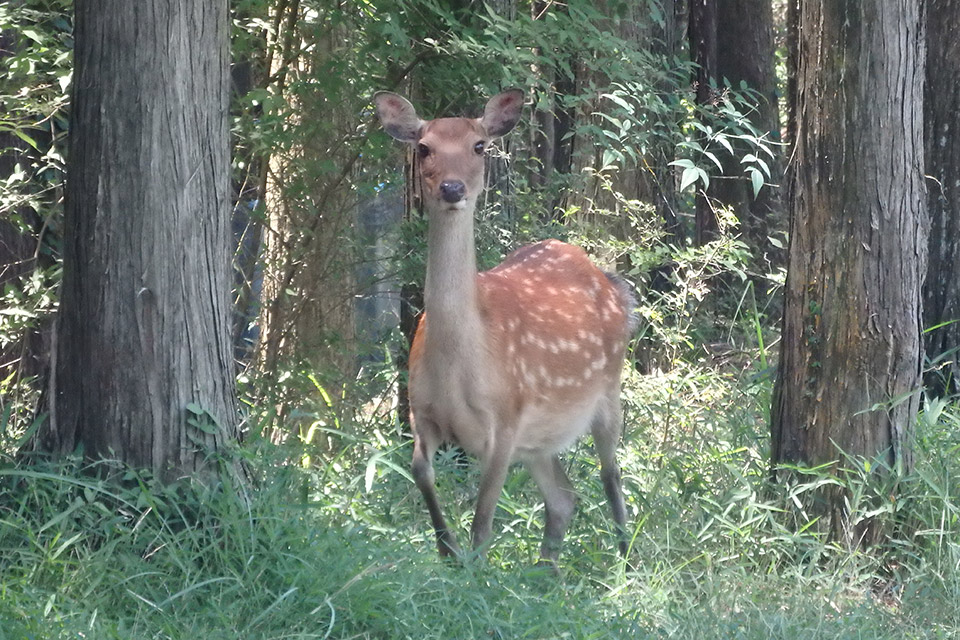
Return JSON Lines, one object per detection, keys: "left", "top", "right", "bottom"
{"left": 1, "top": 0, "right": 959, "bottom": 638}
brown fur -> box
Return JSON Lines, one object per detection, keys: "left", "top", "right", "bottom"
{"left": 375, "top": 89, "right": 633, "bottom": 563}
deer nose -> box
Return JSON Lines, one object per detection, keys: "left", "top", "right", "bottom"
{"left": 439, "top": 181, "right": 465, "bottom": 203}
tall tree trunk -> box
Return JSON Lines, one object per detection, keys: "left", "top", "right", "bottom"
{"left": 785, "top": 0, "right": 800, "bottom": 152}
{"left": 688, "top": 0, "right": 719, "bottom": 244}
{"left": 923, "top": 0, "right": 960, "bottom": 396}
{"left": 771, "top": 0, "right": 925, "bottom": 488}
{"left": 39, "top": 0, "right": 239, "bottom": 480}
{"left": 639, "top": 0, "right": 683, "bottom": 242}
{"left": 529, "top": 0, "right": 578, "bottom": 220}
{"left": 256, "top": 2, "right": 361, "bottom": 418}
{"left": 715, "top": 0, "right": 782, "bottom": 257}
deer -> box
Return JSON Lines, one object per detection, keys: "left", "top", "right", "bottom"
{"left": 373, "top": 89, "right": 636, "bottom": 565}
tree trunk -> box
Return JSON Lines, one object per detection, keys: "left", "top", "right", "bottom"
{"left": 256, "top": 2, "right": 362, "bottom": 418}
{"left": 688, "top": 0, "right": 719, "bottom": 244}
{"left": 923, "top": 0, "right": 960, "bottom": 396}
{"left": 529, "top": 0, "right": 578, "bottom": 220}
{"left": 39, "top": 0, "right": 239, "bottom": 480}
{"left": 771, "top": 0, "right": 925, "bottom": 482}
{"left": 714, "top": 0, "right": 782, "bottom": 257}
{"left": 639, "top": 1, "right": 683, "bottom": 242}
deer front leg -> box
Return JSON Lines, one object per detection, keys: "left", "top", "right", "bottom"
{"left": 411, "top": 427, "right": 460, "bottom": 557}
{"left": 470, "top": 443, "right": 514, "bottom": 555}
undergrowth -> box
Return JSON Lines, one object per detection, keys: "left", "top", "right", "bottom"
{"left": 2, "top": 361, "right": 959, "bottom": 639}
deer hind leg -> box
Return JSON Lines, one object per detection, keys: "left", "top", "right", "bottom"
{"left": 591, "top": 396, "right": 629, "bottom": 556}
{"left": 411, "top": 421, "right": 460, "bottom": 557}
{"left": 526, "top": 454, "right": 577, "bottom": 564}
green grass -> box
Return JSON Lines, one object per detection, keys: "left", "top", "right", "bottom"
{"left": 2, "top": 362, "right": 960, "bottom": 639}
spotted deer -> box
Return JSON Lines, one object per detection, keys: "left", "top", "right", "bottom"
{"left": 374, "top": 89, "right": 636, "bottom": 564}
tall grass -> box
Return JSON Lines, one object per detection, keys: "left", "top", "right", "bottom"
{"left": 2, "top": 354, "right": 959, "bottom": 639}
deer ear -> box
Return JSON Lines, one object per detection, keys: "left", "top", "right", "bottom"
{"left": 480, "top": 89, "right": 524, "bottom": 138}
{"left": 374, "top": 91, "right": 425, "bottom": 142}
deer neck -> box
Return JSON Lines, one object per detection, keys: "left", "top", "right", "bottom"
{"left": 423, "top": 206, "right": 485, "bottom": 353}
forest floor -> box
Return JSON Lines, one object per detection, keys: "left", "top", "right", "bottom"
{"left": 2, "top": 363, "right": 959, "bottom": 639}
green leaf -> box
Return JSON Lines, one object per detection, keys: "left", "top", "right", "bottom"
{"left": 716, "top": 134, "right": 734, "bottom": 155}
{"left": 749, "top": 168, "right": 763, "bottom": 197}
{"left": 754, "top": 156, "right": 770, "bottom": 177}
{"left": 13, "top": 129, "right": 38, "bottom": 150}
{"left": 697, "top": 167, "right": 710, "bottom": 189}
{"left": 365, "top": 455, "right": 378, "bottom": 492}
{"left": 601, "top": 92, "right": 633, "bottom": 114}
{"left": 680, "top": 166, "right": 700, "bottom": 192}
{"left": 668, "top": 158, "right": 696, "bottom": 170}
{"left": 703, "top": 150, "right": 723, "bottom": 171}
{"left": 601, "top": 149, "right": 621, "bottom": 168}
{"left": 21, "top": 28, "right": 43, "bottom": 43}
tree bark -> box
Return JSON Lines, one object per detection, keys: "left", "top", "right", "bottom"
{"left": 529, "top": 0, "right": 578, "bottom": 220}
{"left": 256, "top": 1, "right": 362, "bottom": 415}
{"left": 771, "top": 1, "right": 925, "bottom": 479}
{"left": 688, "top": 0, "right": 719, "bottom": 244}
{"left": 39, "top": 0, "right": 239, "bottom": 480}
{"left": 923, "top": 0, "right": 960, "bottom": 396}
{"left": 714, "top": 0, "right": 782, "bottom": 256}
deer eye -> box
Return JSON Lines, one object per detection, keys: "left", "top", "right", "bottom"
{"left": 417, "top": 143, "right": 430, "bottom": 159}
{"left": 474, "top": 141, "right": 486, "bottom": 155}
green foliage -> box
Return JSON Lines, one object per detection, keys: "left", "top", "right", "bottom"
{"left": 0, "top": 0, "right": 71, "bottom": 228}
{"left": 0, "top": 1, "right": 71, "bottom": 443}
{"left": 670, "top": 83, "right": 781, "bottom": 198}
{"left": 3, "top": 361, "right": 960, "bottom": 638}
{"left": 9, "top": 1, "right": 954, "bottom": 637}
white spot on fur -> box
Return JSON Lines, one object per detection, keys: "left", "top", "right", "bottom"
{"left": 591, "top": 354, "right": 608, "bottom": 371}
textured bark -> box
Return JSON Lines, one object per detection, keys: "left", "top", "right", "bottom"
{"left": 397, "top": 148, "right": 424, "bottom": 434}
{"left": 40, "top": 0, "right": 239, "bottom": 479}
{"left": 688, "top": 0, "right": 719, "bottom": 244}
{"left": 529, "top": 0, "right": 578, "bottom": 220}
{"left": 256, "top": 1, "right": 361, "bottom": 407}
{"left": 923, "top": 0, "right": 960, "bottom": 395}
{"left": 785, "top": 0, "right": 800, "bottom": 151}
{"left": 637, "top": 1, "right": 683, "bottom": 241}
{"left": 714, "top": 0, "right": 782, "bottom": 254}
{"left": 771, "top": 1, "right": 925, "bottom": 475}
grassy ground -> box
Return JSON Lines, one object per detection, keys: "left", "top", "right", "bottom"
{"left": 2, "top": 362, "right": 959, "bottom": 639}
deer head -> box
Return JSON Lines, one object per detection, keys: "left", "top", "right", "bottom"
{"left": 373, "top": 89, "right": 524, "bottom": 214}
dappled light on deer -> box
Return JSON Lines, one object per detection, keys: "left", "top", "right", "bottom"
{"left": 374, "top": 89, "right": 637, "bottom": 565}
